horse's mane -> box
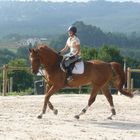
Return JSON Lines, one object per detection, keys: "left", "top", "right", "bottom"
{"left": 37, "top": 44, "right": 62, "bottom": 64}
{"left": 38, "top": 44, "right": 57, "bottom": 54}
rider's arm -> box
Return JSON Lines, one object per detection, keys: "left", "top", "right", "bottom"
{"left": 59, "top": 44, "right": 69, "bottom": 55}
{"left": 71, "top": 37, "right": 80, "bottom": 56}
{"left": 73, "top": 44, "right": 80, "bottom": 55}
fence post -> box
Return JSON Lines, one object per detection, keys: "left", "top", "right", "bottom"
{"left": 79, "top": 86, "right": 82, "bottom": 94}
{"left": 10, "top": 77, "right": 13, "bottom": 92}
{"left": 2, "top": 65, "right": 8, "bottom": 96}
{"left": 131, "top": 78, "right": 133, "bottom": 92}
{"left": 127, "top": 67, "right": 131, "bottom": 92}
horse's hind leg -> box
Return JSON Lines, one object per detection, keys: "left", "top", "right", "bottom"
{"left": 101, "top": 85, "right": 116, "bottom": 119}
{"left": 74, "top": 85, "right": 99, "bottom": 119}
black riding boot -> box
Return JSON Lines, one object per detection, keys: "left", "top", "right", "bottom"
{"left": 66, "top": 66, "right": 73, "bottom": 81}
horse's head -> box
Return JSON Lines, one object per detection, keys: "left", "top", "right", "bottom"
{"left": 29, "top": 48, "right": 41, "bottom": 75}
{"left": 29, "top": 45, "right": 63, "bottom": 75}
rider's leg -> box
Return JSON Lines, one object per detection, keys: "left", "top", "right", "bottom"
{"left": 66, "top": 65, "right": 73, "bottom": 81}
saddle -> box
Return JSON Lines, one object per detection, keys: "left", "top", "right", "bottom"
{"left": 60, "top": 55, "right": 82, "bottom": 73}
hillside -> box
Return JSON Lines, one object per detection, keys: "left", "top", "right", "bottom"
{"left": 0, "top": 1, "right": 140, "bottom": 37}
{"left": 50, "top": 21, "right": 140, "bottom": 61}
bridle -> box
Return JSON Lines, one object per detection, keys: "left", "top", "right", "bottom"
{"left": 32, "top": 48, "right": 49, "bottom": 82}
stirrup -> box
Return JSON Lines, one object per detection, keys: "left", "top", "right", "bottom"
{"left": 67, "top": 76, "right": 73, "bottom": 81}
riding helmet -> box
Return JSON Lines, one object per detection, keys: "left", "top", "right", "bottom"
{"left": 68, "top": 26, "right": 77, "bottom": 34}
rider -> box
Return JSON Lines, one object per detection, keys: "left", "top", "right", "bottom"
{"left": 59, "top": 26, "right": 81, "bottom": 81}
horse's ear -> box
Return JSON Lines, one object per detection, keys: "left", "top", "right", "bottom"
{"left": 29, "top": 48, "right": 32, "bottom": 52}
{"left": 33, "top": 48, "right": 36, "bottom": 53}
{"left": 29, "top": 48, "right": 36, "bottom": 53}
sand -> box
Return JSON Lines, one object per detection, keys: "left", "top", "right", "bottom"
{"left": 0, "top": 94, "right": 140, "bottom": 140}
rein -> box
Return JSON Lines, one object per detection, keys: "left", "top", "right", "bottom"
{"left": 38, "top": 68, "right": 48, "bottom": 82}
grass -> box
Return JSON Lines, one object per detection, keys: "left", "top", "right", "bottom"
{"left": 0, "top": 41, "right": 18, "bottom": 53}
{"left": 7, "top": 92, "right": 33, "bottom": 96}
{"left": 2, "top": 88, "right": 34, "bottom": 96}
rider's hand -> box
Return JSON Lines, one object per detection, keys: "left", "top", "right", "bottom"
{"left": 58, "top": 52, "right": 61, "bottom": 55}
{"left": 70, "top": 53, "right": 74, "bottom": 56}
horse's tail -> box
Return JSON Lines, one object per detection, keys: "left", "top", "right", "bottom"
{"left": 110, "top": 62, "right": 134, "bottom": 98}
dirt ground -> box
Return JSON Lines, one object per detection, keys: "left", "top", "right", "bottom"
{"left": 0, "top": 94, "right": 140, "bottom": 140}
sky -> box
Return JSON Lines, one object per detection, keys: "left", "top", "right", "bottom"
{"left": 41, "top": 0, "right": 140, "bottom": 3}
{"left": 10, "top": 0, "right": 140, "bottom": 3}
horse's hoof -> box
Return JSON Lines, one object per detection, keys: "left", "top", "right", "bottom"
{"left": 130, "top": 94, "right": 134, "bottom": 98}
{"left": 53, "top": 109, "right": 58, "bottom": 115}
{"left": 107, "top": 116, "right": 112, "bottom": 120}
{"left": 111, "top": 109, "right": 116, "bottom": 115}
{"left": 74, "top": 115, "right": 80, "bottom": 120}
{"left": 37, "top": 115, "right": 42, "bottom": 119}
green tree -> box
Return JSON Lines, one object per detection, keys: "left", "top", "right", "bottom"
{"left": 97, "top": 45, "right": 123, "bottom": 64}
{"left": 0, "top": 49, "right": 16, "bottom": 66}
{"left": 8, "top": 58, "right": 34, "bottom": 92}
{"left": 81, "top": 46, "right": 97, "bottom": 61}
{"left": 16, "top": 44, "right": 33, "bottom": 65}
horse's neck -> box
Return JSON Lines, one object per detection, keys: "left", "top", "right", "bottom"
{"left": 40, "top": 49, "right": 62, "bottom": 72}
{"left": 39, "top": 47, "right": 54, "bottom": 63}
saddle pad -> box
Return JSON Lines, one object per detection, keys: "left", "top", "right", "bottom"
{"left": 72, "top": 61, "right": 84, "bottom": 74}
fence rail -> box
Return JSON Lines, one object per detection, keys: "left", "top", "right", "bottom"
{"left": 0, "top": 65, "right": 140, "bottom": 96}
{"left": 1, "top": 65, "right": 31, "bottom": 96}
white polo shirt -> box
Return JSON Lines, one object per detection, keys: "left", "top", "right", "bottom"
{"left": 66, "top": 35, "right": 80, "bottom": 55}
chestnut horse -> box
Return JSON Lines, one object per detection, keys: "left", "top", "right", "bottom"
{"left": 29, "top": 45, "right": 133, "bottom": 119}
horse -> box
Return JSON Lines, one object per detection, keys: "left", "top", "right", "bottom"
{"left": 29, "top": 44, "right": 134, "bottom": 120}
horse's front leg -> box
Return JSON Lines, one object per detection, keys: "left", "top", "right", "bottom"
{"left": 48, "top": 101, "right": 58, "bottom": 115}
{"left": 37, "top": 85, "right": 59, "bottom": 119}
{"left": 45, "top": 84, "right": 58, "bottom": 115}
